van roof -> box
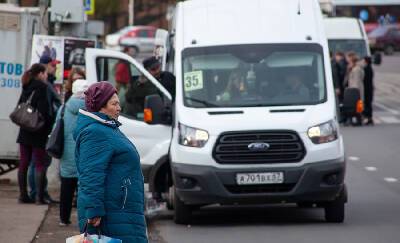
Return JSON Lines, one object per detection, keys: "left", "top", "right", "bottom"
{"left": 178, "top": 0, "right": 324, "bottom": 48}
{"left": 323, "top": 17, "right": 366, "bottom": 40}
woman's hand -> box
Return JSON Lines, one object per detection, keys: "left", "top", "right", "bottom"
{"left": 88, "top": 217, "right": 101, "bottom": 227}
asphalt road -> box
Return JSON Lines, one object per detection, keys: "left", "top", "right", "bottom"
{"left": 148, "top": 55, "right": 400, "bottom": 243}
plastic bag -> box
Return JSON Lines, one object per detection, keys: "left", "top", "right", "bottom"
{"left": 66, "top": 233, "right": 122, "bottom": 243}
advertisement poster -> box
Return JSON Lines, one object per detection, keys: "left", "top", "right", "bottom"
{"left": 64, "top": 38, "right": 96, "bottom": 78}
{"left": 31, "top": 35, "right": 64, "bottom": 84}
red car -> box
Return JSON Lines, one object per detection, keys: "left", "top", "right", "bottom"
{"left": 368, "top": 25, "right": 400, "bottom": 55}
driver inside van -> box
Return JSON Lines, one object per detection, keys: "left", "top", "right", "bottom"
{"left": 280, "top": 73, "right": 310, "bottom": 101}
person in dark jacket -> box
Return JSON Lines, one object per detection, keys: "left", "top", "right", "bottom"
{"left": 74, "top": 82, "right": 148, "bottom": 243}
{"left": 363, "top": 56, "right": 375, "bottom": 125}
{"left": 16, "top": 64, "right": 53, "bottom": 204}
{"left": 143, "top": 56, "right": 176, "bottom": 98}
{"left": 28, "top": 56, "right": 62, "bottom": 204}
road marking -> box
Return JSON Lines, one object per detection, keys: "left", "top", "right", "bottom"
{"left": 348, "top": 156, "right": 360, "bottom": 161}
{"left": 365, "top": 167, "right": 377, "bottom": 171}
{"left": 378, "top": 116, "right": 400, "bottom": 124}
{"left": 384, "top": 177, "right": 398, "bottom": 183}
{"left": 374, "top": 102, "right": 400, "bottom": 115}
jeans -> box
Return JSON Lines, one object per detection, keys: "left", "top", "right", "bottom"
{"left": 28, "top": 155, "right": 52, "bottom": 199}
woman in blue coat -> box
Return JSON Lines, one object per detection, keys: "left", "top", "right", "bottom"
{"left": 73, "top": 82, "right": 148, "bottom": 243}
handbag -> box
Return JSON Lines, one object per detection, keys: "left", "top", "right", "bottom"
{"left": 46, "top": 105, "right": 66, "bottom": 159}
{"left": 9, "top": 91, "right": 45, "bottom": 132}
{"left": 66, "top": 223, "right": 122, "bottom": 243}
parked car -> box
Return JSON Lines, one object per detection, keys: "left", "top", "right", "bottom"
{"left": 105, "top": 26, "right": 136, "bottom": 51}
{"left": 105, "top": 26, "right": 157, "bottom": 55}
{"left": 368, "top": 25, "right": 400, "bottom": 55}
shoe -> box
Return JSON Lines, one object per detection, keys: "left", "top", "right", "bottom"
{"left": 18, "top": 170, "right": 35, "bottom": 204}
{"left": 18, "top": 196, "right": 35, "bottom": 204}
{"left": 365, "top": 119, "right": 374, "bottom": 126}
{"left": 59, "top": 221, "right": 71, "bottom": 226}
{"left": 44, "top": 195, "right": 60, "bottom": 204}
{"left": 35, "top": 171, "right": 49, "bottom": 205}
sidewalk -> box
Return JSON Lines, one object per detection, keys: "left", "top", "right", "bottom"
{"left": 0, "top": 168, "right": 165, "bottom": 242}
{"left": 0, "top": 170, "right": 48, "bottom": 243}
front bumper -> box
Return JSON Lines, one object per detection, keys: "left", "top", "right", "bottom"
{"left": 171, "top": 158, "right": 346, "bottom": 205}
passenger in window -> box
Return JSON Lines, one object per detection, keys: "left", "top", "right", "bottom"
{"left": 142, "top": 57, "right": 176, "bottom": 98}
{"left": 115, "top": 47, "right": 136, "bottom": 93}
{"left": 125, "top": 71, "right": 158, "bottom": 120}
{"left": 217, "top": 70, "right": 246, "bottom": 102}
{"left": 281, "top": 74, "right": 310, "bottom": 101}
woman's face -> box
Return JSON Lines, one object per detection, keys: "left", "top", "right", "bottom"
{"left": 37, "top": 71, "right": 48, "bottom": 82}
{"left": 72, "top": 73, "right": 84, "bottom": 82}
{"left": 100, "top": 93, "right": 121, "bottom": 120}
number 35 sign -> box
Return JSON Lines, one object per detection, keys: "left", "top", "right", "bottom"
{"left": 184, "top": 71, "right": 203, "bottom": 92}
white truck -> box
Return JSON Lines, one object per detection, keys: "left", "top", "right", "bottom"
{"left": 85, "top": 0, "right": 347, "bottom": 224}
{"left": 324, "top": 17, "right": 381, "bottom": 63}
{"left": 0, "top": 5, "right": 40, "bottom": 175}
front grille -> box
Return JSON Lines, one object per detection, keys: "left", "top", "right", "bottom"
{"left": 225, "top": 184, "right": 296, "bottom": 194}
{"left": 213, "top": 131, "right": 306, "bottom": 164}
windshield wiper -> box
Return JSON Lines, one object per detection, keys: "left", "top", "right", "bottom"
{"left": 185, "top": 97, "right": 220, "bottom": 107}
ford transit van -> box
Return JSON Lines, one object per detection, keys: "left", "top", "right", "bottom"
{"left": 86, "top": 0, "right": 347, "bottom": 224}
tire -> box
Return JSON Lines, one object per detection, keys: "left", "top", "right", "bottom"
{"left": 384, "top": 45, "right": 394, "bottom": 56}
{"left": 324, "top": 187, "right": 347, "bottom": 223}
{"left": 166, "top": 186, "right": 174, "bottom": 210}
{"left": 324, "top": 201, "right": 345, "bottom": 223}
{"left": 173, "top": 188, "right": 192, "bottom": 224}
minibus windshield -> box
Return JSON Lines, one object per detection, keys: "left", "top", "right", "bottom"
{"left": 182, "top": 44, "right": 327, "bottom": 108}
{"left": 328, "top": 39, "right": 368, "bottom": 59}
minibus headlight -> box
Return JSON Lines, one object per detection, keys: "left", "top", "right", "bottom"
{"left": 307, "top": 120, "right": 338, "bottom": 144}
{"left": 178, "top": 123, "right": 209, "bottom": 148}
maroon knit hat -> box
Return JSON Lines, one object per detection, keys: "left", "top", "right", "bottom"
{"left": 84, "top": 81, "right": 117, "bottom": 112}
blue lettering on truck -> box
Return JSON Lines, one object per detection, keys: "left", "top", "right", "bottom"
{"left": 0, "top": 61, "right": 23, "bottom": 88}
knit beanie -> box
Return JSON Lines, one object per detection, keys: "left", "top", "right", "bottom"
{"left": 84, "top": 81, "right": 117, "bottom": 112}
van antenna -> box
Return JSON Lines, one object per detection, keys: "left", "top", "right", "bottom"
{"left": 297, "top": 0, "right": 302, "bottom": 15}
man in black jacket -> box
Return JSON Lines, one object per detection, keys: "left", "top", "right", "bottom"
{"left": 143, "top": 57, "right": 176, "bottom": 98}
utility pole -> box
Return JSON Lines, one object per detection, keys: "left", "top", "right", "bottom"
{"left": 129, "top": 0, "right": 134, "bottom": 26}
{"left": 38, "top": 0, "right": 49, "bottom": 34}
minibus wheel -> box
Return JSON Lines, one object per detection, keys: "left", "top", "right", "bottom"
{"left": 173, "top": 188, "right": 192, "bottom": 224}
{"left": 324, "top": 187, "right": 346, "bottom": 223}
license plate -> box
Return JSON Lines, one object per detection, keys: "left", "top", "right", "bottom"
{"left": 236, "top": 172, "right": 284, "bottom": 185}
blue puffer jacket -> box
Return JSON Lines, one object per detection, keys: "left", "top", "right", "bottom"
{"left": 73, "top": 109, "right": 147, "bottom": 243}
{"left": 56, "top": 97, "right": 85, "bottom": 178}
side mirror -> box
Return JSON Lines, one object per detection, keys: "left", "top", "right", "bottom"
{"left": 373, "top": 52, "right": 382, "bottom": 65}
{"left": 144, "top": 94, "right": 172, "bottom": 125}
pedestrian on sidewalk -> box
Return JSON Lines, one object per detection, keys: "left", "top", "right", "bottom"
{"left": 28, "top": 55, "right": 62, "bottom": 204}
{"left": 58, "top": 79, "right": 89, "bottom": 226}
{"left": 362, "top": 56, "right": 375, "bottom": 125}
{"left": 16, "top": 64, "right": 53, "bottom": 204}
{"left": 74, "top": 82, "right": 148, "bottom": 243}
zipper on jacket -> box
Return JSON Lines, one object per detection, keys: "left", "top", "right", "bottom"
{"left": 121, "top": 178, "right": 132, "bottom": 209}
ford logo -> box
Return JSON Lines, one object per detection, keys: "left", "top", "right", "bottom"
{"left": 248, "top": 142, "right": 270, "bottom": 151}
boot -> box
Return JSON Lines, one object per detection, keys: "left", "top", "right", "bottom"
{"left": 17, "top": 170, "right": 34, "bottom": 204}
{"left": 35, "top": 170, "right": 49, "bottom": 205}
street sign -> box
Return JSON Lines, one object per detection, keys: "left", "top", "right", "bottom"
{"left": 85, "top": 0, "right": 95, "bottom": 15}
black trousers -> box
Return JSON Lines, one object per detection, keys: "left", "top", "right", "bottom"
{"left": 60, "top": 177, "right": 78, "bottom": 223}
